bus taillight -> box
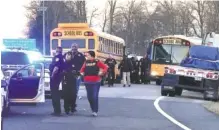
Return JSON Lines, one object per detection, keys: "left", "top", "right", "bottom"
{"left": 84, "top": 31, "right": 94, "bottom": 36}
{"left": 53, "top": 32, "right": 62, "bottom": 36}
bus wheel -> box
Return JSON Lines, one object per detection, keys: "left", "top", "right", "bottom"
{"left": 156, "top": 80, "right": 162, "bottom": 85}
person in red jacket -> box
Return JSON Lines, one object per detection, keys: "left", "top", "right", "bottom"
{"left": 80, "top": 51, "right": 108, "bottom": 117}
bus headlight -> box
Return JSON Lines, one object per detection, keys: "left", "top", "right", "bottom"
{"left": 151, "top": 71, "right": 158, "bottom": 76}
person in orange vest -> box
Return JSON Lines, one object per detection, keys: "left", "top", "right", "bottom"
{"left": 80, "top": 51, "right": 108, "bottom": 117}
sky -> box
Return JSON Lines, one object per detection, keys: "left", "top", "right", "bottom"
{"left": 0, "top": 0, "right": 108, "bottom": 42}
{"left": 0, "top": 0, "right": 154, "bottom": 42}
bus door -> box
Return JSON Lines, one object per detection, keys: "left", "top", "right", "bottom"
{"left": 8, "top": 63, "right": 45, "bottom": 103}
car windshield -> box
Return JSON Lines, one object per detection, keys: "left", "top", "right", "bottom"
{"left": 1, "top": 51, "right": 30, "bottom": 65}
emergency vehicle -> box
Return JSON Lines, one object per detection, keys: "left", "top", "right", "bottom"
{"left": 1, "top": 47, "right": 46, "bottom": 113}
{"left": 161, "top": 45, "right": 219, "bottom": 101}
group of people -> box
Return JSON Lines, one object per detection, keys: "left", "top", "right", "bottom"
{"left": 49, "top": 43, "right": 150, "bottom": 117}
{"left": 49, "top": 43, "right": 108, "bottom": 117}
{"left": 118, "top": 55, "right": 151, "bottom": 87}
{"left": 104, "top": 54, "right": 151, "bottom": 88}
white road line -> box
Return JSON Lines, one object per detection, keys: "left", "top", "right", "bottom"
{"left": 154, "top": 96, "right": 192, "bottom": 130}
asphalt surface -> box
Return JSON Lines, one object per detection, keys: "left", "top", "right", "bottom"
{"left": 3, "top": 84, "right": 219, "bottom": 130}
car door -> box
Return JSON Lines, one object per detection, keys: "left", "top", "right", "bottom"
{"left": 8, "top": 63, "right": 45, "bottom": 103}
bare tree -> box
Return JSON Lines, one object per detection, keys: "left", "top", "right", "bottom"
{"left": 205, "top": 1, "right": 219, "bottom": 33}
{"left": 108, "top": 0, "right": 117, "bottom": 34}
{"left": 190, "top": 0, "right": 208, "bottom": 38}
{"left": 88, "top": 7, "right": 99, "bottom": 27}
{"left": 102, "top": 4, "right": 108, "bottom": 32}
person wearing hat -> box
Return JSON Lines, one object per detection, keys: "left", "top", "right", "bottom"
{"left": 80, "top": 51, "right": 108, "bottom": 117}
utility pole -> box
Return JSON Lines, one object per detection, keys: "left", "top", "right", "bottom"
{"left": 43, "top": 0, "right": 45, "bottom": 55}
{"left": 37, "top": 1, "right": 47, "bottom": 55}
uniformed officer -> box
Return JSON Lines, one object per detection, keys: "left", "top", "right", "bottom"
{"left": 62, "top": 52, "right": 78, "bottom": 115}
{"left": 49, "top": 47, "right": 64, "bottom": 116}
{"left": 63, "top": 43, "right": 85, "bottom": 111}
{"left": 140, "top": 54, "right": 151, "bottom": 84}
{"left": 130, "top": 57, "right": 137, "bottom": 83}
{"left": 105, "top": 54, "right": 117, "bottom": 87}
{"left": 135, "top": 59, "right": 141, "bottom": 84}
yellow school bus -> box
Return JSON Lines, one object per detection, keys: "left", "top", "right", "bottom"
{"left": 147, "top": 35, "right": 202, "bottom": 85}
{"left": 50, "top": 23, "right": 125, "bottom": 83}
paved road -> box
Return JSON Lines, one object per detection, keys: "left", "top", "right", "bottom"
{"left": 3, "top": 84, "right": 219, "bottom": 130}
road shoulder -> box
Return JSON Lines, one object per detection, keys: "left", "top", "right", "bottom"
{"left": 203, "top": 101, "right": 219, "bottom": 115}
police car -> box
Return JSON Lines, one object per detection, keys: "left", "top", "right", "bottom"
{"left": 43, "top": 56, "right": 62, "bottom": 97}
{"left": 1, "top": 48, "right": 44, "bottom": 78}
{"left": 1, "top": 70, "right": 9, "bottom": 116}
{"left": 1, "top": 48, "right": 46, "bottom": 105}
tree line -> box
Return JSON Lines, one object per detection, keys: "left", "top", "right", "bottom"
{"left": 26, "top": 0, "right": 219, "bottom": 55}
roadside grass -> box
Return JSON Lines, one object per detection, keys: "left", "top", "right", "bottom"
{"left": 203, "top": 101, "right": 219, "bottom": 115}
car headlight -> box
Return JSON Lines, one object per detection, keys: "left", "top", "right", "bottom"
{"left": 151, "top": 71, "right": 158, "bottom": 76}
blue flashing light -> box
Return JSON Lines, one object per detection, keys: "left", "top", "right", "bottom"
{"left": 26, "top": 51, "right": 44, "bottom": 63}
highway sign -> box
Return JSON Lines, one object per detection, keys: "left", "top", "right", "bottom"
{"left": 3, "top": 39, "right": 36, "bottom": 50}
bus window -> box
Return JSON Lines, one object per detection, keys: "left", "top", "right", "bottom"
{"left": 113, "top": 42, "right": 117, "bottom": 54}
{"left": 106, "top": 39, "right": 109, "bottom": 52}
{"left": 52, "top": 39, "right": 58, "bottom": 49}
{"left": 171, "top": 45, "right": 189, "bottom": 64}
{"left": 109, "top": 40, "right": 112, "bottom": 53}
{"left": 153, "top": 44, "right": 171, "bottom": 64}
{"left": 88, "top": 39, "right": 95, "bottom": 49}
{"left": 61, "top": 39, "right": 86, "bottom": 48}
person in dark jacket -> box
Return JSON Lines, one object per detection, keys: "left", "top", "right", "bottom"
{"left": 70, "top": 44, "right": 85, "bottom": 99}
{"left": 118, "top": 55, "right": 133, "bottom": 87}
{"left": 140, "top": 54, "right": 151, "bottom": 84}
{"left": 80, "top": 51, "right": 108, "bottom": 117}
{"left": 62, "top": 52, "right": 78, "bottom": 115}
{"left": 63, "top": 43, "right": 86, "bottom": 107}
{"left": 105, "top": 54, "right": 117, "bottom": 87}
{"left": 49, "top": 47, "right": 64, "bottom": 116}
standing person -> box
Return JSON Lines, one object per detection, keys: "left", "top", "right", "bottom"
{"left": 105, "top": 54, "right": 117, "bottom": 87}
{"left": 80, "top": 51, "right": 108, "bottom": 117}
{"left": 63, "top": 43, "right": 85, "bottom": 106}
{"left": 49, "top": 47, "right": 64, "bottom": 116}
{"left": 62, "top": 52, "right": 78, "bottom": 115}
{"left": 140, "top": 58, "right": 145, "bottom": 83}
{"left": 140, "top": 54, "right": 151, "bottom": 84}
{"left": 118, "top": 55, "right": 133, "bottom": 87}
{"left": 70, "top": 43, "right": 86, "bottom": 99}
{"left": 135, "top": 58, "right": 141, "bottom": 84}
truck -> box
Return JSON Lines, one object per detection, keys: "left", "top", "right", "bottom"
{"left": 161, "top": 45, "right": 219, "bottom": 101}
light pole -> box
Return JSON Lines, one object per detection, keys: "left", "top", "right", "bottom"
{"left": 37, "top": 1, "right": 47, "bottom": 55}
